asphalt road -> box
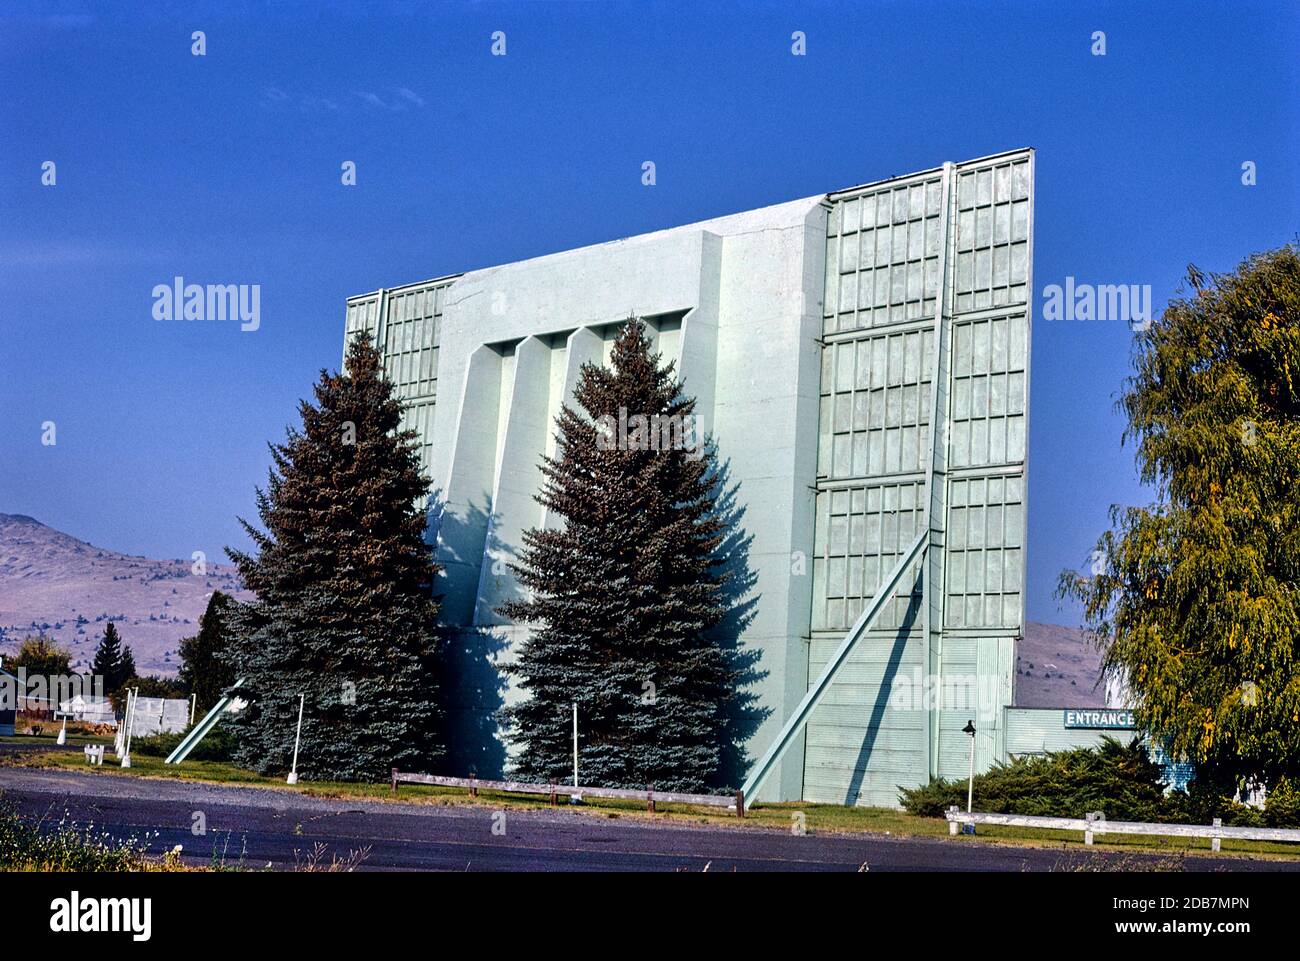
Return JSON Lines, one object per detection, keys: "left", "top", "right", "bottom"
{"left": 3, "top": 767, "right": 1298, "bottom": 872}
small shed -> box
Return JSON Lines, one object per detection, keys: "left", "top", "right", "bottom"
{"left": 58, "top": 694, "right": 118, "bottom": 727}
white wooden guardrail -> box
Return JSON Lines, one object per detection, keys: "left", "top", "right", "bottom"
{"left": 392, "top": 770, "right": 746, "bottom": 817}
{"left": 945, "top": 806, "right": 1300, "bottom": 851}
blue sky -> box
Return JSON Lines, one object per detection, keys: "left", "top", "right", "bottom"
{"left": 1, "top": 1, "right": 1296, "bottom": 626}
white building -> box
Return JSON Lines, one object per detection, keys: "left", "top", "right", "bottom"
{"left": 345, "top": 149, "right": 1040, "bottom": 804}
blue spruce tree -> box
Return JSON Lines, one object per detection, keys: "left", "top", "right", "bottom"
{"left": 223, "top": 333, "right": 443, "bottom": 781}
{"left": 501, "top": 318, "right": 742, "bottom": 793}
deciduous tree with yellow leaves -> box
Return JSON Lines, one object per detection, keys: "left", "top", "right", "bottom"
{"left": 1060, "top": 245, "right": 1300, "bottom": 790}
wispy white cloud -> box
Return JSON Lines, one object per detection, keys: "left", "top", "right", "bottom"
{"left": 0, "top": 242, "right": 171, "bottom": 268}
{"left": 352, "top": 88, "right": 427, "bottom": 111}
{"left": 258, "top": 87, "right": 340, "bottom": 112}
{"left": 352, "top": 90, "right": 394, "bottom": 110}
{"left": 260, "top": 86, "right": 424, "bottom": 114}
{"left": 395, "top": 87, "right": 425, "bottom": 107}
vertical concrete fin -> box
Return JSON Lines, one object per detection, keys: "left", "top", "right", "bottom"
{"left": 542, "top": 327, "right": 604, "bottom": 531}
{"left": 435, "top": 344, "right": 503, "bottom": 625}
{"left": 474, "top": 336, "right": 553, "bottom": 624}
{"left": 677, "top": 231, "right": 722, "bottom": 439}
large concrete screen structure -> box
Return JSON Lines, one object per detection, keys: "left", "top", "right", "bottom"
{"left": 343, "top": 149, "right": 1034, "bottom": 805}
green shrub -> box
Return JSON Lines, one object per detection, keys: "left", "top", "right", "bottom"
{"left": 901, "top": 738, "right": 1178, "bottom": 821}
{"left": 899, "top": 739, "right": 1300, "bottom": 826}
{"left": 1265, "top": 777, "right": 1300, "bottom": 827}
{"left": 1174, "top": 772, "right": 1265, "bottom": 827}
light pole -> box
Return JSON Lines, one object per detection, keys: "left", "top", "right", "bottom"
{"left": 287, "top": 693, "right": 305, "bottom": 785}
{"left": 121, "top": 687, "right": 139, "bottom": 768}
{"left": 962, "top": 719, "right": 977, "bottom": 814}
{"left": 570, "top": 702, "right": 580, "bottom": 801}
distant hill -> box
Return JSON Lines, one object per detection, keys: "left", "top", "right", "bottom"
{"left": 0, "top": 513, "right": 251, "bottom": 676}
{"left": 1017, "top": 621, "right": 1106, "bottom": 707}
{"left": 0, "top": 512, "right": 1107, "bottom": 699}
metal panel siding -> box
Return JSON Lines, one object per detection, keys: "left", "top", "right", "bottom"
{"left": 806, "top": 151, "right": 1033, "bottom": 807}
{"left": 804, "top": 628, "right": 927, "bottom": 806}
{"left": 1005, "top": 707, "right": 1118, "bottom": 756}
{"left": 344, "top": 294, "right": 381, "bottom": 348}
{"left": 811, "top": 480, "right": 926, "bottom": 632}
{"left": 345, "top": 280, "right": 454, "bottom": 495}
{"left": 381, "top": 284, "right": 444, "bottom": 402}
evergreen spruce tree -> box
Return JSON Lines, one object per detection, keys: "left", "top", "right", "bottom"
{"left": 178, "top": 591, "right": 236, "bottom": 716}
{"left": 223, "top": 332, "right": 443, "bottom": 781}
{"left": 119, "top": 646, "right": 136, "bottom": 685}
{"left": 90, "top": 623, "right": 127, "bottom": 693}
{"left": 501, "top": 318, "right": 736, "bottom": 793}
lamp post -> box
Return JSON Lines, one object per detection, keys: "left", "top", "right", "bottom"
{"left": 121, "top": 687, "right": 139, "bottom": 768}
{"left": 570, "top": 702, "right": 582, "bottom": 802}
{"left": 961, "top": 719, "right": 977, "bottom": 814}
{"left": 287, "top": 693, "right": 305, "bottom": 785}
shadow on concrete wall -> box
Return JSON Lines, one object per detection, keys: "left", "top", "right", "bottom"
{"left": 705, "top": 453, "right": 769, "bottom": 792}
{"left": 843, "top": 575, "right": 922, "bottom": 806}
{"left": 424, "top": 454, "right": 767, "bottom": 789}
{"left": 427, "top": 495, "right": 509, "bottom": 779}
{"left": 477, "top": 511, "right": 526, "bottom": 620}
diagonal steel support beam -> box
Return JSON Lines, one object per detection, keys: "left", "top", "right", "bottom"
{"left": 740, "top": 531, "right": 928, "bottom": 804}
{"left": 164, "top": 678, "right": 245, "bottom": 765}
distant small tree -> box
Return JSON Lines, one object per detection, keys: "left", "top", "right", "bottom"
{"left": 10, "top": 635, "right": 71, "bottom": 678}
{"left": 178, "top": 591, "right": 236, "bottom": 715}
{"left": 90, "top": 623, "right": 130, "bottom": 694}
{"left": 126, "top": 675, "right": 186, "bottom": 699}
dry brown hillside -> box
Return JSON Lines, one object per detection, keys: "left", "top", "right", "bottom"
{"left": 1016, "top": 621, "right": 1106, "bottom": 707}
{"left": 0, "top": 513, "right": 251, "bottom": 676}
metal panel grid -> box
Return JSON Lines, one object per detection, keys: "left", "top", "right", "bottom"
{"left": 948, "top": 312, "right": 1028, "bottom": 469}
{"left": 953, "top": 158, "right": 1031, "bottom": 313}
{"left": 344, "top": 295, "right": 380, "bottom": 339}
{"left": 344, "top": 281, "right": 454, "bottom": 490}
{"left": 402, "top": 400, "right": 436, "bottom": 483}
{"left": 824, "top": 176, "right": 944, "bottom": 334}
{"left": 818, "top": 326, "right": 934, "bottom": 480}
{"left": 382, "top": 284, "right": 443, "bottom": 401}
{"left": 811, "top": 480, "right": 925, "bottom": 633}
{"left": 804, "top": 150, "right": 1033, "bottom": 805}
{"left": 944, "top": 474, "right": 1024, "bottom": 629}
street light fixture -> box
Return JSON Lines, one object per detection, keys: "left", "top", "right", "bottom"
{"left": 961, "top": 720, "right": 976, "bottom": 815}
